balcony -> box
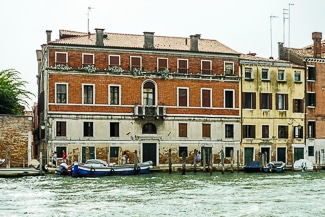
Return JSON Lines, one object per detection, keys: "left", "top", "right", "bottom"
{"left": 134, "top": 105, "right": 166, "bottom": 119}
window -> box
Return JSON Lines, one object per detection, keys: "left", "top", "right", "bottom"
{"left": 242, "top": 92, "right": 256, "bottom": 109}
{"left": 294, "top": 126, "right": 303, "bottom": 139}
{"left": 83, "top": 84, "right": 94, "bottom": 104}
{"left": 278, "top": 126, "right": 288, "bottom": 139}
{"left": 142, "top": 123, "right": 157, "bottom": 134}
{"left": 224, "top": 90, "right": 234, "bottom": 108}
{"left": 56, "top": 147, "right": 67, "bottom": 158}
{"left": 306, "top": 92, "right": 316, "bottom": 107}
{"left": 82, "top": 53, "right": 94, "bottom": 66}
{"left": 201, "top": 60, "right": 212, "bottom": 75}
{"left": 308, "top": 146, "right": 314, "bottom": 157}
{"left": 294, "top": 70, "right": 302, "bottom": 82}
{"left": 109, "top": 85, "right": 120, "bottom": 105}
{"left": 56, "top": 121, "right": 66, "bottom": 137}
{"left": 109, "top": 55, "right": 120, "bottom": 67}
{"left": 260, "top": 93, "right": 272, "bottom": 110}
{"left": 225, "top": 124, "right": 234, "bottom": 138}
{"left": 244, "top": 67, "right": 253, "bottom": 79}
{"left": 179, "top": 123, "right": 187, "bottom": 137}
{"left": 202, "top": 124, "right": 211, "bottom": 138}
{"left": 110, "top": 147, "right": 119, "bottom": 158}
{"left": 243, "top": 125, "right": 255, "bottom": 138}
{"left": 55, "top": 52, "right": 68, "bottom": 65}
{"left": 157, "top": 58, "right": 168, "bottom": 72}
{"left": 56, "top": 83, "right": 67, "bottom": 104}
{"left": 84, "top": 122, "right": 93, "bottom": 137}
{"left": 307, "top": 66, "right": 316, "bottom": 81}
{"left": 178, "top": 88, "right": 188, "bottom": 107}
{"left": 276, "top": 93, "right": 288, "bottom": 110}
{"left": 225, "top": 147, "right": 234, "bottom": 158}
{"left": 293, "top": 99, "right": 304, "bottom": 113}
{"left": 277, "top": 69, "right": 286, "bottom": 81}
{"left": 130, "top": 56, "right": 142, "bottom": 71}
{"left": 110, "top": 122, "right": 119, "bottom": 137}
{"left": 224, "top": 62, "right": 234, "bottom": 75}
{"left": 179, "top": 147, "right": 188, "bottom": 157}
{"left": 143, "top": 81, "right": 155, "bottom": 105}
{"left": 177, "top": 59, "right": 188, "bottom": 73}
{"left": 261, "top": 68, "right": 270, "bottom": 80}
{"left": 308, "top": 121, "right": 316, "bottom": 138}
{"left": 201, "top": 89, "right": 211, "bottom": 107}
{"left": 261, "top": 125, "right": 269, "bottom": 139}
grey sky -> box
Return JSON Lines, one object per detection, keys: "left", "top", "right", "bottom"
{"left": 1, "top": 0, "right": 324, "bottom": 108}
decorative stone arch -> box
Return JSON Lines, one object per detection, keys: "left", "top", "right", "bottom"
{"left": 142, "top": 123, "right": 157, "bottom": 134}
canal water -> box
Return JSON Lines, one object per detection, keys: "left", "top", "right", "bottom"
{"left": 1, "top": 171, "right": 325, "bottom": 217}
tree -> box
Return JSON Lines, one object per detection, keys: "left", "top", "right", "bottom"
{"left": 0, "top": 69, "right": 35, "bottom": 114}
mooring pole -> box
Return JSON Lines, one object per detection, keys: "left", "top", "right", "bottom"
{"left": 39, "top": 152, "right": 43, "bottom": 175}
{"left": 193, "top": 149, "right": 197, "bottom": 173}
{"left": 6, "top": 147, "right": 10, "bottom": 169}
{"left": 182, "top": 151, "right": 186, "bottom": 175}
{"left": 237, "top": 150, "right": 239, "bottom": 172}
{"left": 168, "top": 148, "right": 172, "bottom": 174}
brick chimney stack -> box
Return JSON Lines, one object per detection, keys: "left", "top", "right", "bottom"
{"left": 95, "top": 28, "right": 105, "bottom": 47}
{"left": 312, "top": 32, "right": 322, "bottom": 58}
{"left": 46, "top": 30, "right": 52, "bottom": 43}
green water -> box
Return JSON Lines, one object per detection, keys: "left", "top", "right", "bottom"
{"left": 1, "top": 171, "right": 325, "bottom": 217}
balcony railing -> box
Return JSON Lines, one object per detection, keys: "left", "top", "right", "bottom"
{"left": 134, "top": 105, "right": 166, "bottom": 119}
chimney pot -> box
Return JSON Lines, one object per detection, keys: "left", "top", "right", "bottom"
{"left": 46, "top": 30, "right": 52, "bottom": 43}
{"left": 144, "top": 32, "right": 155, "bottom": 49}
{"left": 312, "top": 32, "right": 322, "bottom": 58}
{"left": 95, "top": 28, "right": 105, "bottom": 46}
{"left": 190, "top": 34, "right": 200, "bottom": 52}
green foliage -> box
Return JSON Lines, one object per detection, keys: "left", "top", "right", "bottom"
{"left": 0, "top": 69, "right": 35, "bottom": 114}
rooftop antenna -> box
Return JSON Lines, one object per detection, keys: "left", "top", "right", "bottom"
{"left": 87, "top": 6, "right": 94, "bottom": 34}
{"left": 270, "top": 14, "right": 278, "bottom": 58}
{"left": 283, "top": 9, "right": 289, "bottom": 45}
{"left": 288, "top": 3, "right": 294, "bottom": 61}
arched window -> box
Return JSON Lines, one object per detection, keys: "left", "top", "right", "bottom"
{"left": 143, "top": 81, "right": 155, "bottom": 105}
{"left": 142, "top": 123, "right": 157, "bottom": 134}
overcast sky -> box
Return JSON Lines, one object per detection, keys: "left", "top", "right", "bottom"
{"left": 1, "top": 0, "right": 324, "bottom": 108}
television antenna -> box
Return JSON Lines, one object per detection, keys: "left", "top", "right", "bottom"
{"left": 270, "top": 15, "right": 278, "bottom": 58}
{"left": 87, "top": 6, "right": 94, "bottom": 34}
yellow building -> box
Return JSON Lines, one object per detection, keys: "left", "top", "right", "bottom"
{"left": 240, "top": 54, "right": 305, "bottom": 167}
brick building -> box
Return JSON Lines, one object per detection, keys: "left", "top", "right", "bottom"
{"left": 36, "top": 29, "right": 241, "bottom": 166}
{"left": 0, "top": 115, "right": 33, "bottom": 167}
{"left": 279, "top": 32, "right": 325, "bottom": 164}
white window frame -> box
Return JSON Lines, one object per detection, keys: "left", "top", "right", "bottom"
{"left": 244, "top": 67, "right": 254, "bottom": 79}
{"left": 82, "top": 84, "right": 95, "bottom": 104}
{"left": 177, "top": 87, "right": 189, "bottom": 107}
{"left": 201, "top": 88, "right": 212, "bottom": 108}
{"left": 55, "top": 83, "right": 68, "bottom": 104}
{"left": 224, "top": 61, "right": 234, "bottom": 75}
{"left": 201, "top": 60, "right": 212, "bottom": 74}
{"left": 82, "top": 53, "right": 94, "bottom": 65}
{"left": 277, "top": 69, "right": 286, "bottom": 81}
{"left": 294, "top": 70, "right": 302, "bottom": 82}
{"left": 130, "top": 56, "right": 142, "bottom": 70}
{"left": 55, "top": 52, "right": 68, "bottom": 65}
{"left": 157, "top": 58, "right": 168, "bottom": 72}
{"left": 108, "top": 84, "right": 121, "bottom": 105}
{"left": 261, "top": 68, "right": 270, "bottom": 81}
{"left": 177, "top": 58, "right": 189, "bottom": 73}
{"left": 224, "top": 89, "right": 235, "bottom": 109}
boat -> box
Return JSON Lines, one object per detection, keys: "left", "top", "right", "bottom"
{"left": 56, "top": 163, "right": 74, "bottom": 175}
{"left": 0, "top": 167, "right": 44, "bottom": 177}
{"left": 293, "top": 159, "right": 314, "bottom": 172}
{"left": 263, "top": 161, "right": 286, "bottom": 173}
{"left": 244, "top": 161, "right": 260, "bottom": 172}
{"left": 70, "top": 159, "right": 153, "bottom": 177}
{"left": 0, "top": 159, "right": 5, "bottom": 167}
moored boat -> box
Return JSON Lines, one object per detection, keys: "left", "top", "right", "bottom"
{"left": 70, "top": 159, "right": 153, "bottom": 177}
{"left": 244, "top": 161, "right": 260, "bottom": 172}
{"left": 0, "top": 167, "right": 44, "bottom": 177}
{"left": 263, "top": 161, "right": 286, "bottom": 173}
{"left": 293, "top": 159, "right": 313, "bottom": 172}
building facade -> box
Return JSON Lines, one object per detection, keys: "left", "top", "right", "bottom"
{"left": 279, "top": 32, "right": 325, "bottom": 165}
{"left": 240, "top": 54, "right": 305, "bottom": 167}
{"left": 36, "top": 29, "right": 241, "bottom": 166}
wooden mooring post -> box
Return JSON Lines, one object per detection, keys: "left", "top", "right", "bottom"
{"left": 168, "top": 149, "right": 172, "bottom": 174}
{"left": 193, "top": 149, "right": 197, "bottom": 173}
{"left": 6, "top": 147, "right": 10, "bottom": 169}
{"left": 237, "top": 150, "right": 239, "bottom": 172}
{"left": 259, "top": 152, "right": 263, "bottom": 172}
{"left": 220, "top": 149, "right": 224, "bottom": 174}
{"left": 230, "top": 150, "right": 234, "bottom": 173}
{"left": 39, "top": 152, "right": 43, "bottom": 175}
{"left": 209, "top": 152, "right": 213, "bottom": 175}
{"left": 181, "top": 151, "right": 186, "bottom": 175}
{"left": 202, "top": 149, "right": 206, "bottom": 172}
{"left": 134, "top": 150, "right": 138, "bottom": 174}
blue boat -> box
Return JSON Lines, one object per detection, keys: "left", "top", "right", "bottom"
{"left": 263, "top": 161, "right": 286, "bottom": 173}
{"left": 244, "top": 161, "right": 260, "bottom": 172}
{"left": 71, "top": 159, "right": 153, "bottom": 177}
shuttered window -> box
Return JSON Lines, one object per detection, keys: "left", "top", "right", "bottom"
{"left": 158, "top": 58, "right": 168, "bottom": 71}
{"left": 202, "top": 89, "right": 211, "bottom": 107}
{"left": 83, "top": 54, "right": 94, "bottom": 65}
{"left": 201, "top": 60, "right": 211, "bottom": 75}
{"left": 202, "top": 124, "right": 211, "bottom": 138}
{"left": 179, "top": 123, "right": 187, "bottom": 137}
{"left": 178, "top": 88, "right": 188, "bottom": 107}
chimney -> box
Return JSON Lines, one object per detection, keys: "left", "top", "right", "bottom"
{"left": 144, "top": 32, "right": 155, "bottom": 49}
{"left": 278, "top": 42, "right": 284, "bottom": 60}
{"left": 46, "top": 30, "right": 52, "bottom": 43}
{"left": 95, "top": 28, "right": 105, "bottom": 46}
{"left": 190, "top": 34, "right": 201, "bottom": 52}
{"left": 312, "top": 32, "right": 322, "bottom": 58}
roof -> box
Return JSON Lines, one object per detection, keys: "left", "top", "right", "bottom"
{"left": 49, "top": 30, "right": 239, "bottom": 55}
{"left": 240, "top": 53, "right": 296, "bottom": 67}
{"left": 287, "top": 39, "right": 325, "bottom": 58}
